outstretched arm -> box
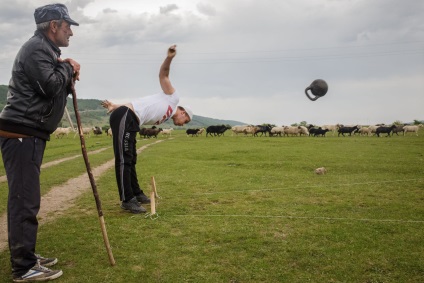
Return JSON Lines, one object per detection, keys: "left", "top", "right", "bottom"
{"left": 159, "top": 45, "right": 177, "bottom": 95}
{"left": 101, "top": 100, "right": 134, "bottom": 114}
{"left": 101, "top": 100, "right": 119, "bottom": 113}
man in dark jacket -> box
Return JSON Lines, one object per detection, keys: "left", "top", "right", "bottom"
{"left": 0, "top": 4, "right": 80, "bottom": 282}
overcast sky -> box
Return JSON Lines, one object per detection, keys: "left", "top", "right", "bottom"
{"left": 1, "top": 0, "right": 423, "bottom": 126}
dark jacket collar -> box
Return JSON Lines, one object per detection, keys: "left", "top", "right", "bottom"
{"left": 34, "top": 29, "right": 62, "bottom": 56}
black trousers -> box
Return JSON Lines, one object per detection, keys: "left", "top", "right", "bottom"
{"left": 0, "top": 137, "right": 46, "bottom": 276}
{"left": 110, "top": 106, "right": 143, "bottom": 201}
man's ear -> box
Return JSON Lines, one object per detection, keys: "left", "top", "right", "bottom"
{"left": 50, "top": 21, "right": 58, "bottom": 33}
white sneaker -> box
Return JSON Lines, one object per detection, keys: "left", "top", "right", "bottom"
{"left": 13, "top": 262, "right": 63, "bottom": 282}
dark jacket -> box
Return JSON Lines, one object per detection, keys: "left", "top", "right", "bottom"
{"left": 0, "top": 30, "right": 74, "bottom": 140}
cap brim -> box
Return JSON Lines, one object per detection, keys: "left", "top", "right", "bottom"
{"left": 65, "top": 17, "right": 79, "bottom": 26}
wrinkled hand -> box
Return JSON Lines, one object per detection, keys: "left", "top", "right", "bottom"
{"left": 167, "top": 45, "right": 177, "bottom": 58}
{"left": 101, "top": 100, "right": 114, "bottom": 114}
{"left": 58, "top": 58, "right": 80, "bottom": 81}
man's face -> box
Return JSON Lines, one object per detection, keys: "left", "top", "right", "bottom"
{"left": 52, "top": 21, "right": 73, "bottom": 47}
{"left": 172, "top": 109, "right": 191, "bottom": 126}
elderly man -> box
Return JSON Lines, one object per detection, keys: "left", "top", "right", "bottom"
{"left": 0, "top": 4, "right": 80, "bottom": 282}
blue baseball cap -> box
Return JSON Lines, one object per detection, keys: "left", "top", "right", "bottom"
{"left": 34, "top": 3, "right": 79, "bottom": 26}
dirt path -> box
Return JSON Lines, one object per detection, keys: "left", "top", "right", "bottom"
{"left": 0, "top": 140, "right": 164, "bottom": 252}
{"left": 0, "top": 147, "right": 110, "bottom": 184}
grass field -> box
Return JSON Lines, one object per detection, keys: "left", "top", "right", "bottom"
{"left": 0, "top": 130, "right": 423, "bottom": 282}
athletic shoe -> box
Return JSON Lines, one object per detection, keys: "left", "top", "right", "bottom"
{"left": 13, "top": 262, "right": 63, "bottom": 282}
{"left": 135, "top": 193, "right": 151, "bottom": 204}
{"left": 121, "top": 197, "right": 147, "bottom": 213}
{"left": 35, "top": 253, "right": 58, "bottom": 267}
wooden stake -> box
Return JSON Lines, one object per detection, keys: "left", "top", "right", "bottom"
{"left": 64, "top": 107, "right": 75, "bottom": 131}
{"left": 151, "top": 176, "right": 160, "bottom": 198}
{"left": 150, "top": 191, "right": 156, "bottom": 215}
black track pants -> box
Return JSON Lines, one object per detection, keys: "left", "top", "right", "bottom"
{"left": 109, "top": 106, "right": 143, "bottom": 201}
{"left": 0, "top": 137, "right": 46, "bottom": 277}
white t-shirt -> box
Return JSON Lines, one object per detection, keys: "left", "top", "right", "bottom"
{"left": 131, "top": 90, "right": 180, "bottom": 125}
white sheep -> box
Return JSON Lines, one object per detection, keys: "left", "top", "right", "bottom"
{"left": 321, "top": 124, "right": 341, "bottom": 136}
{"left": 197, "top": 128, "right": 205, "bottom": 135}
{"left": 161, "top": 128, "right": 174, "bottom": 137}
{"left": 270, "top": 126, "right": 285, "bottom": 137}
{"left": 358, "top": 126, "right": 371, "bottom": 136}
{"left": 299, "top": 126, "right": 309, "bottom": 136}
{"left": 53, "top": 127, "right": 73, "bottom": 138}
{"left": 283, "top": 126, "right": 301, "bottom": 136}
{"left": 74, "top": 127, "right": 91, "bottom": 138}
{"left": 243, "top": 126, "right": 259, "bottom": 136}
{"left": 368, "top": 125, "right": 380, "bottom": 135}
{"left": 231, "top": 125, "right": 250, "bottom": 136}
{"left": 403, "top": 124, "right": 423, "bottom": 136}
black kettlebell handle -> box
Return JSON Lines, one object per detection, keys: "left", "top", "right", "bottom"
{"left": 305, "top": 79, "right": 328, "bottom": 101}
{"left": 305, "top": 87, "right": 319, "bottom": 101}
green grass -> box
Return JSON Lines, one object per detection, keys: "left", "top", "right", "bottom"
{"left": 0, "top": 131, "right": 423, "bottom": 282}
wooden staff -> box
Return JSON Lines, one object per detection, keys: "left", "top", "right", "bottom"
{"left": 71, "top": 81, "right": 116, "bottom": 266}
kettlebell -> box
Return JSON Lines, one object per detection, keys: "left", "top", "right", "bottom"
{"left": 305, "top": 79, "right": 328, "bottom": 101}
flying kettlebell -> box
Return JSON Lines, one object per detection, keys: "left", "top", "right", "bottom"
{"left": 305, "top": 79, "right": 328, "bottom": 101}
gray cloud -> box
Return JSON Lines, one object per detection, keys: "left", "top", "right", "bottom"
{"left": 196, "top": 3, "right": 216, "bottom": 16}
{"left": 0, "top": 4, "right": 33, "bottom": 24}
{"left": 160, "top": 4, "right": 179, "bottom": 14}
{"left": 103, "top": 8, "right": 118, "bottom": 14}
{"left": 0, "top": 0, "right": 423, "bottom": 125}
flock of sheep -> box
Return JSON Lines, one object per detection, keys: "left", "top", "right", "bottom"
{"left": 53, "top": 126, "right": 107, "bottom": 139}
{"left": 204, "top": 123, "right": 423, "bottom": 137}
{"left": 52, "top": 123, "right": 422, "bottom": 139}
{"left": 53, "top": 126, "right": 174, "bottom": 139}
{"left": 304, "top": 124, "right": 422, "bottom": 137}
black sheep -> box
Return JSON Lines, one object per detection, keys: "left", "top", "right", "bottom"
{"left": 314, "top": 128, "right": 330, "bottom": 137}
{"left": 376, "top": 125, "right": 397, "bottom": 137}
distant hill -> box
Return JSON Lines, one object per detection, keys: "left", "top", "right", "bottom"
{"left": 0, "top": 84, "right": 245, "bottom": 129}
